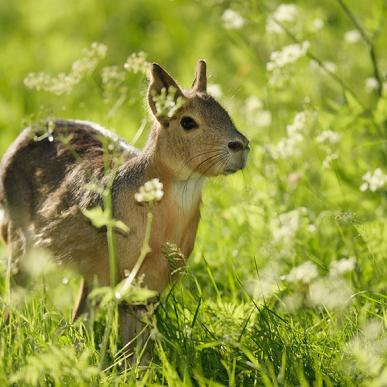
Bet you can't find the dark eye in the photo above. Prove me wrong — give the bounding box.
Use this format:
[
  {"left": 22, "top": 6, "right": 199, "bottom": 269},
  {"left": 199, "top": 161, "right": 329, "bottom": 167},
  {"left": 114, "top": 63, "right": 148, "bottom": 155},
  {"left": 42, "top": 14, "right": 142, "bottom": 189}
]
[{"left": 180, "top": 116, "right": 199, "bottom": 130}]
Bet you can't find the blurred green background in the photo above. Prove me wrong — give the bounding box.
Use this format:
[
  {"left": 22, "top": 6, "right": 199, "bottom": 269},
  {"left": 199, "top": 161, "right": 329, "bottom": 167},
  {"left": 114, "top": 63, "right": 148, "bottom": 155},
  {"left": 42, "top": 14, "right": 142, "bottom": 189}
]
[{"left": 0, "top": 0, "right": 386, "bottom": 385}]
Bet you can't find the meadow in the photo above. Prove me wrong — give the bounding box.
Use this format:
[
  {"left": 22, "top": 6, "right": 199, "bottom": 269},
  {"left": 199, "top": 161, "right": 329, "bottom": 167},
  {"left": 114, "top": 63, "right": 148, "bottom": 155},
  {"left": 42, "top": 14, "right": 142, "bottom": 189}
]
[{"left": 0, "top": 0, "right": 386, "bottom": 385}]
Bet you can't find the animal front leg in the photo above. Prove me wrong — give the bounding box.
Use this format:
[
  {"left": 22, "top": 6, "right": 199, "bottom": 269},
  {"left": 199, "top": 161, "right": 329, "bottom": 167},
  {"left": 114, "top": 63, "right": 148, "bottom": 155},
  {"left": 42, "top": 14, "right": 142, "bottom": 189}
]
[
  {"left": 118, "top": 303, "right": 154, "bottom": 367},
  {"left": 71, "top": 277, "right": 89, "bottom": 322}
]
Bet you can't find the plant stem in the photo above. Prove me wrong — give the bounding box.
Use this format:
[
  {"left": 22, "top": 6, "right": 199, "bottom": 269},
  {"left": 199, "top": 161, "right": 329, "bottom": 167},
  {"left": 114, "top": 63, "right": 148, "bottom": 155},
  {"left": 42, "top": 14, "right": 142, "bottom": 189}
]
[
  {"left": 105, "top": 188, "right": 117, "bottom": 287},
  {"left": 270, "top": 15, "right": 366, "bottom": 110},
  {"left": 99, "top": 302, "right": 115, "bottom": 370},
  {"left": 119, "top": 207, "right": 153, "bottom": 294},
  {"left": 336, "top": 0, "right": 383, "bottom": 98}
]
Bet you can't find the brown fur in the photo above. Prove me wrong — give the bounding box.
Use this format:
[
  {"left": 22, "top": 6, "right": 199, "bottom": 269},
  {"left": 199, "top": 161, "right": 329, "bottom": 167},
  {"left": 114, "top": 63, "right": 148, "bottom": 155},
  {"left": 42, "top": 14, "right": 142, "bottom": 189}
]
[{"left": 0, "top": 60, "right": 249, "bottom": 353}]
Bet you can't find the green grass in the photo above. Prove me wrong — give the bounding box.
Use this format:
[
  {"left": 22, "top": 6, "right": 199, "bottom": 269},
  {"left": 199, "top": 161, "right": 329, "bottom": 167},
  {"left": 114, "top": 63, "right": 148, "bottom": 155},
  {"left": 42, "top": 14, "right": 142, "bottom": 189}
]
[{"left": 0, "top": 0, "right": 386, "bottom": 385}]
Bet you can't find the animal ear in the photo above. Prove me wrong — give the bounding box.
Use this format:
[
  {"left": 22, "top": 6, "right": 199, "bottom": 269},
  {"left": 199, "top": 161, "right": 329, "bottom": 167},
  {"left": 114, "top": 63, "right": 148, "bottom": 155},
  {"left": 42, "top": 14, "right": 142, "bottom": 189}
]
[
  {"left": 192, "top": 59, "right": 207, "bottom": 93},
  {"left": 147, "top": 63, "right": 184, "bottom": 120}
]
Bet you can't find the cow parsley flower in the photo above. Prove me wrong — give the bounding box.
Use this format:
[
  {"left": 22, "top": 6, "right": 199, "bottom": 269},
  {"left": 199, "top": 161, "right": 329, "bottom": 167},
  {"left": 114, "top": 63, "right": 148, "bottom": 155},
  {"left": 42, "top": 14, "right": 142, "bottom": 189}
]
[
  {"left": 270, "top": 208, "right": 308, "bottom": 245},
  {"left": 312, "top": 18, "right": 324, "bottom": 31},
  {"left": 316, "top": 130, "right": 341, "bottom": 145},
  {"left": 365, "top": 77, "right": 379, "bottom": 92},
  {"left": 344, "top": 30, "right": 361, "bottom": 44},
  {"left": 270, "top": 111, "right": 309, "bottom": 159},
  {"left": 323, "top": 61, "right": 337, "bottom": 73},
  {"left": 24, "top": 42, "right": 107, "bottom": 95},
  {"left": 135, "top": 178, "right": 164, "bottom": 203},
  {"left": 309, "top": 278, "right": 352, "bottom": 309},
  {"left": 329, "top": 257, "right": 356, "bottom": 277},
  {"left": 360, "top": 168, "right": 387, "bottom": 192},
  {"left": 267, "top": 41, "right": 310, "bottom": 71},
  {"left": 322, "top": 152, "right": 338, "bottom": 169},
  {"left": 286, "top": 261, "right": 319, "bottom": 284},
  {"left": 266, "top": 4, "right": 297, "bottom": 34},
  {"left": 124, "top": 51, "right": 151, "bottom": 74},
  {"left": 221, "top": 9, "right": 245, "bottom": 29},
  {"left": 244, "top": 96, "right": 272, "bottom": 127}
]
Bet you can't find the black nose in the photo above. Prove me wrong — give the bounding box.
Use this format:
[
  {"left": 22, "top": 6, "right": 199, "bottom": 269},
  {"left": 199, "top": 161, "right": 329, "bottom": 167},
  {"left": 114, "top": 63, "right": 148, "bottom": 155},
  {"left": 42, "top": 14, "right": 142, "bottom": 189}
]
[{"left": 228, "top": 140, "right": 245, "bottom": 152}]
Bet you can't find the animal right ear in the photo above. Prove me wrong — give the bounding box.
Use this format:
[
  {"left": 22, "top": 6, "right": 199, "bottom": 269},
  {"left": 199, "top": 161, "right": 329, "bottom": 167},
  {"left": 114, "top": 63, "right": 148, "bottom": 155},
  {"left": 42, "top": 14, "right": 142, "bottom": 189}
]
[{"left": 147, "top": 63, "right": 184, "bottom": 121}]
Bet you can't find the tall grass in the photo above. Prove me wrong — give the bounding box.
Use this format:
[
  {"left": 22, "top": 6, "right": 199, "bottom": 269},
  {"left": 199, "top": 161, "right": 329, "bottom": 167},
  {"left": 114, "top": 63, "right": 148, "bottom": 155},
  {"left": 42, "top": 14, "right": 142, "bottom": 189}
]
[{"left": 0, "top": 0, "right": 386, "bottom": 385}]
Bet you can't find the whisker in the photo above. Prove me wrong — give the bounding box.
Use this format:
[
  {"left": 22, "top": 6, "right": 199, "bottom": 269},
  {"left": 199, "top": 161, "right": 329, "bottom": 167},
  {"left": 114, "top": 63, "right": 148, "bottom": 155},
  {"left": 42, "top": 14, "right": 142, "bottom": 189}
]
[{"left": 200, "top": 152, "right": 229, "bottom": 176}]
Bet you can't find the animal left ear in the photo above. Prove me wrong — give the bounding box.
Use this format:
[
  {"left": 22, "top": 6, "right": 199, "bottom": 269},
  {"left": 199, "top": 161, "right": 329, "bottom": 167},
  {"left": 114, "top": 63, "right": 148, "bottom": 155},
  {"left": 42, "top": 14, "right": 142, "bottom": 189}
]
[
  {"left": 192, "top": 59, "right": 207, "bottom": 93},
  {"left": 147, "top": 63, "right": 184, "bottom": 121}
]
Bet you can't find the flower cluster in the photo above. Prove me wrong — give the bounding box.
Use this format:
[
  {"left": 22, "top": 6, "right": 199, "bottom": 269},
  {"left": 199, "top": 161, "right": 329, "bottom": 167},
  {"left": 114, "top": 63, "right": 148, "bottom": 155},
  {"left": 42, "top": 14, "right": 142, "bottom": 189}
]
[
  {"left": 270, "top": 111, "right": 309, "bottom": 159},
  {"left": 360, "top": 168, "right": 387, "bottom": 192},
  {"left": 344, "top": 29, "right": 361, "bottom": 44},
  {"left": 316, "top": 130, "right": 341, "bottom": 169},
  {"left": 286, "top": 261, "right": 318, "bottom": 284},
  {"left": 316, "top": 130, "right": 341, "bottom": 145},
  {"left": 266, "top": 4, "right": 298, "bottom": 34},
  {"left": 24, "top": 42, "right": 107, "bottom": 95},
  {"left": 267, "top": 41, "right": 309, "bottom": 71},
  {"left": 365, "top": 77, "right": 379, "bottom": 92},
  {"left": 134, "top": 178, "right": 164, "bottom": 204},
  {"left": 124, "top": 51, "right": 152, "bottom": 74},
  {"left": 267, "top": 41, "right": 309, "bottom": 86},
  {"left": 282, "top": 255, "right": 356, "bottom": 310},
  {"left": 221, "top": 9, "right": 245, "bottom": 29},
  {"left": 270, "top": 207, "right": 308, "bottom": 246},
  {"left": 329, "top": 256, "right": 356, "bottom": 276},
  {"left": 151, "top": 86, "right": 184, "bottom": 118},
  {"left": 101, "top": 65, "right": 127, "bottom": 103},
  {"left": 244, "top": 96, "right": 272, "bottom": 127}
]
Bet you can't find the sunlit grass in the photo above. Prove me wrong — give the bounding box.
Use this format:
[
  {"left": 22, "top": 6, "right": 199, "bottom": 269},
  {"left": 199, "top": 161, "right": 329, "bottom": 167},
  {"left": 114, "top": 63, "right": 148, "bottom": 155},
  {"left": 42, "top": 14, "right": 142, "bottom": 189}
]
[{"left": 0, "top": 0, "right": 386, "bottom": 385}]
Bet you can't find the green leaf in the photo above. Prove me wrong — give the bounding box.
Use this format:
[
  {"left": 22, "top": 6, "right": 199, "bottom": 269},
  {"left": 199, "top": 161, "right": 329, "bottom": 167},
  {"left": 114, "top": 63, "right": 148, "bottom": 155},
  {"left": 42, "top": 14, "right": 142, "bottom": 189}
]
[{"left": 82, "top": 206, "right": 129, "bottom": 232}]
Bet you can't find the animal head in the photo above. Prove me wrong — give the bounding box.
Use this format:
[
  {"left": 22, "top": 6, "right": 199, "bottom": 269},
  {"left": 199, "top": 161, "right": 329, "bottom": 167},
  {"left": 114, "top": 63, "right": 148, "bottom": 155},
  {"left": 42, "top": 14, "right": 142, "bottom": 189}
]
[{"left": 147, "top": 60, "right": 249, "bottom": 180}]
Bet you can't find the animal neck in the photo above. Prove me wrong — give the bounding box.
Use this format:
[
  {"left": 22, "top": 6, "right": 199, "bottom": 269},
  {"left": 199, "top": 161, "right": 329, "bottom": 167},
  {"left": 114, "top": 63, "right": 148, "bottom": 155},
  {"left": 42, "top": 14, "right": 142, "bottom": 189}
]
[{"left": 143, "top": 124, "right": 205, "bottom": 213}]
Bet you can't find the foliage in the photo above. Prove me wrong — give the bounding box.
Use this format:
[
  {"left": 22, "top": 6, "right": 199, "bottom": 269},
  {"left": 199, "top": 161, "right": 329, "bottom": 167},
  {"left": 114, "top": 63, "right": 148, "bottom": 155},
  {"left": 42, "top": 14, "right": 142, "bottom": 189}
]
[{"left": 0, "top": 0, "right": 386, "bottom": 385}]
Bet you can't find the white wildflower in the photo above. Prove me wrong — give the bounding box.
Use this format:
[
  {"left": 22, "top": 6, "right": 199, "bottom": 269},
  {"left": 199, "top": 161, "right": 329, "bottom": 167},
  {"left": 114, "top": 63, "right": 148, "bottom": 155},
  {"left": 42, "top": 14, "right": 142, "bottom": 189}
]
[
  {"left": 221, "top": 9, "right": 245, "bottom": 29},
  {"left": 323, "top": 61, "right": 337, "bottom": 73},
  {"left": 274, "top": 4, "right": 298, "bottom": 22},
  {"left": 256, "top": 111, "right": 272, "bottom": 127},
  {"left": 360, "top": 168, "right": 387, "bottom": 192},
  {"left": 124, "top": 52, "right": 151, "bottom": 74},
  {"left": 246, "top": 96, "right": 263, "bottom": 112},
  {"left": 365, "top": 77, "right": 379, "bottom": 92},
  {"left": 286, "top": 261, "right": 319, "bottom": 284},
  {"left": 270, "top": 135, "right": 303, "bottom": 159},
  {"left": 344, "top": 29, "right": 361, "bottom": 44},
  {"left": 329, "top": 256, "right": 356, "bottom": 276},
  {"left": 134, "top": 178, "right": 164, "bottom": 203},
  {"left": 322, "top": 152, "right": 338, "bottom": 169},
  {"left": 316, "top": 130, "right": 341, "bottom": 145},
  {"left": 270, "top": 111, "right": 309, "bottom": 159},
  {"left": 152, "top": 86, "right": 184, "bottom": 118},
  {"left": 281, "top": 293, "right": 304, "bottom": 313},
  {"left": 362, "top": 319, "right": 383, "bottom": 341},
  {"left": 266, "top": 4, "right": 297, "bottom": 34},
  {"left": 270, "top": 208, "right": 305, "bottom": 244},
  {"left": 266, "top": 18, "right": 283, "bottom": 34},
  {"left": 24, "top": 42, "right": 107, "bottom": 95},
  {"left": 207, "top": 83, "right": 223, "bottom": 98},
  {"left": 245, "top": 263, "right": 282, "bottom": 301},
  {"left": 309, "top": 277, "right": 352, "bottom": 309},
  {"left": 267, "top": 41, "right": 310, "bottom": 71},
  {"left": 312, "top": 18, "right": 324, "bottom": 31},
  {"left": 244, "top": 96, "right": 272, "bottom": 127},
  {"left": 286, "top": 111, "right": 307, "bottom": 136}
]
